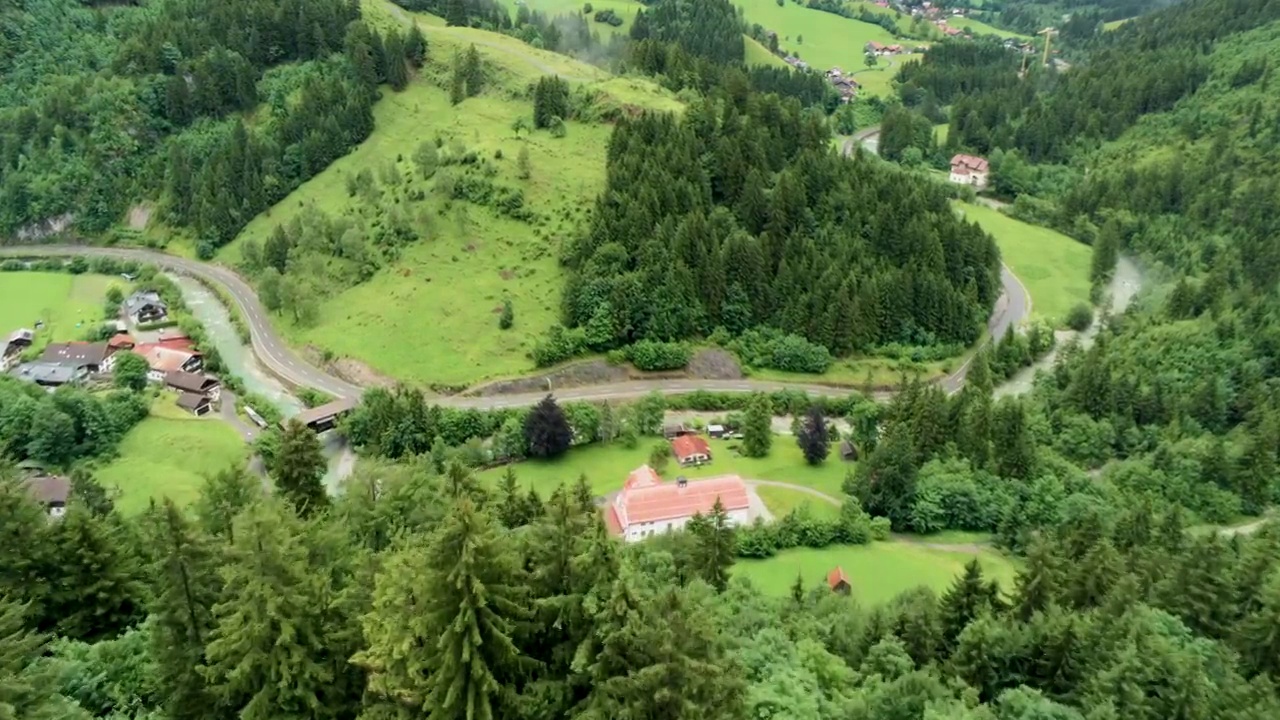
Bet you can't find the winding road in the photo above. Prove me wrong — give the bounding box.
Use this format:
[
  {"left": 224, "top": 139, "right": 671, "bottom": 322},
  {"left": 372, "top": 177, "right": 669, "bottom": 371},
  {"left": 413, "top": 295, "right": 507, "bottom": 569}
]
[{"left": 0, "top": 244, "right": 1030, "bottom": 406}]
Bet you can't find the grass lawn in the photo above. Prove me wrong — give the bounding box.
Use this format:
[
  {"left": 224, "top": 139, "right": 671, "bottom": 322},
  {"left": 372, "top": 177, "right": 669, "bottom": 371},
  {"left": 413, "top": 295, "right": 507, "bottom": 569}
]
[
  {"left": 744, "top": 35, "right": 787, "bottom": 68},
  {"left": 219, "top": 0, "right": 680, "bottom": 388},
  {"left": 756, "top": 484, "right": 840, "bottom": 520},
  {"left": 736, "top": 541, "right": 1019, "bottom": 603},
  {"left": 734, "top": 0, "right": 899, "bottom": 89},
  {"left": 749, "top": 354, "right": 953, "bottom": 389},
  {"left": 478, "top": 436, "right": 853, "bottom": 499},
  {"left": 933, "top": 122, "right": 949, "bottom": 145},
  {"left": 0, "top": 273, "right": 121, "bottom": 351},
  {"left": 955, "top": 202, "right": 1092, "bottom": 326},
  {"left": 96, "top": 399, "right": 247, "bottom": 515},
  {"left": 949, "top": 16, "right": 1029, "bottom": 40}
]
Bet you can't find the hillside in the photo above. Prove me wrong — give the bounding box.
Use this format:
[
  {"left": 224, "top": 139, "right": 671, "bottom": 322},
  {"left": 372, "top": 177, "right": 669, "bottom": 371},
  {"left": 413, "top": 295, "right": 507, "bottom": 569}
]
[{"left": 218, "top": 0, "right": 682, "bottom": 388}]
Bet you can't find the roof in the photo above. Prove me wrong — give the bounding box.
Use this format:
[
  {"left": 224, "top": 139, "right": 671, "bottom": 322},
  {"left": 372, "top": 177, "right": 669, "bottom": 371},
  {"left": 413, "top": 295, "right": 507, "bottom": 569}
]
[
  {"left": 616, "top": 472, "right": 750, "bottom": 526},
  {"left": 623, "top": 465, "right": 662, "bottom": 491},
  {"left": 7, "top": 329, "right": 33, "bottom": 344},
  {"left": 39, "top": 342, "right": 108, "bottom": 368},
  {"left": 24, "top": 475, "right": 70, "bottom": 505},
  {"left": 134, "top": 344, "right": 200, "bottom": 373},
  {"left": 951, "top": 154, "right": 989, "bottom": 172},
  {"left": 827, "top": 566, "right": 850, "bottom": 589},
  {"left": 154, "top": 332, "right": 195, "bottom": 350},
  {"left": 107, "top": 334, "right": 135, "bottom": 349},
  {"left": 13, "top": 363, "right": 80, "bottom": 385},
  {"left": 867, "top": 41, "right": 885, "bottom": 50},
  {"left": 125, "top": 291, "right": 167, "bottom": 314},
  {"left": 292, "top": 397, "right": 359, "bottom": 426},
  {"left": 176, "top": 392, "right": 210, "bottom": 411},
  {"left": 670, "top": 435, "right": 711, "bottom": 461},
  {"left": 165, "top": 371, "right": 218, "bottom": 393}
]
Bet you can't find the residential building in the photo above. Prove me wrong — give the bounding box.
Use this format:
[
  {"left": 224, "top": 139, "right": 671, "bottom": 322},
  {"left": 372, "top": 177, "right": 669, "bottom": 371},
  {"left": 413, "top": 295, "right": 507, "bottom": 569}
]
[
  {"left": 12, "top": 362, "right": 86, "bottom": 387},
  {"left": 107, "top": 334, "right": 135, "bottom": 353},
  {"left": 165, "top": 371, "right": 221, "bottom": 402},
  {"left": 827, "top": 566, "right": 852, "bottom": 594},
  {"left": 24, "top": 474, "right": 70, "bottom": 518},
  {"left": 949, "top": 154, "right": 990, "bottom": 189},
  {"left": 38, "top": 341, "right": 114, "bottom": 373},
  {"left": 866, "top": 41, "right": 886, "bottom": 55},
  {"left": 124, "top": 291, "right": 168, "bottom": 325},
  {"left": 134, "top": 342, "right": 202, "bottom": 382},
  {"left": 176, "top": 392, "right": 213, "bottom": 416},
  {"left": 1, "top": 329, "right": 33, "bottom": 371},
  {"left": 671, "top": 434, "right": 712, "bottom": 466},
  {"left": 607, "top": 466, "right": 751, "bottom": 542}
]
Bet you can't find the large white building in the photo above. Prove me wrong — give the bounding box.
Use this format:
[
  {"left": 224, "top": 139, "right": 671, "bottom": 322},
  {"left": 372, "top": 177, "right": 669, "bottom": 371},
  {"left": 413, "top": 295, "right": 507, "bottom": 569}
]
[
  {"left": 949, "top": 154, "right": 990, "bottom": 190},
  {"left": 607, "top": 466, "right": 752, "bottom": 542}
]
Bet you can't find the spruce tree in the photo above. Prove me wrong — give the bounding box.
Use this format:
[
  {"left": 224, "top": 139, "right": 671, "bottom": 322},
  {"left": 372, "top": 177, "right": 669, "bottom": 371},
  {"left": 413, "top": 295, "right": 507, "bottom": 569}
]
[
  {"left": 0, "top": 474, "right": 54, "bottom": 615},
  {"left": 445, "top": 0, "right": 468, "bottom": 27},
  {"left": 795, "top": 404, "right": 830, "bottom": 465},
  {"left": 991, "top": 398, "right": 1035, "bottom": 480},
  {"left": 194, "top": 466, "right": 260, "bottom": 543},
  {"left": 46, "top": 507, "right": 144, "bottom": 642},
  {"left": 524, "top": 395, "right": 573, "bottom": 459},
  {"left": 383, "top": 30, "right": 408, "bottom": 91},
  {"left": 0, "top": 597, "right": 61, "bottom": 719},
  {"left": 1090, "top": 219, "right": 1121, "bottom": 287},
  {"left": 405, "top": 23, "right": 427, "bottom": 67},
  {"left": 146, "top": 499, "right": 221, "bottom": 720},
  {"left": 742, "top": 392, "right": 773, "bottom": 458},
  {"left": 854, "top": 424, "right": 918, "bottom": 529},
  {"left": 688, "top": 499, "right": 736, "bottom": 591},
  {"left": 268, "top": 420, "right": 328, "bottom": 517},
  {"left": 938, "top": 558, "right": 1000, "bottom": 652},
  {"left": 1011, "top": 535, "right": 1061, "bottom": 622},
  {"left": 463, "top": 45, "right": 484, "bottom": 96},
  {"left": 1234, "top": 568, "right": 1280, "bottom": 678},
  {"left": 202, "top": 501, "right": 332, "bottom": 720},
  {"left": 497, "top": 466, "right": 528, "bottom": 528}
]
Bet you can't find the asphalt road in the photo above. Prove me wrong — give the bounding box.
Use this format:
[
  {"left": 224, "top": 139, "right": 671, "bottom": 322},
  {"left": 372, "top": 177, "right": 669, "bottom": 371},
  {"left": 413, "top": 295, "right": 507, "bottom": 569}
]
[{"left": 1, "top": 235, "right": 1029, "bottom": 405}]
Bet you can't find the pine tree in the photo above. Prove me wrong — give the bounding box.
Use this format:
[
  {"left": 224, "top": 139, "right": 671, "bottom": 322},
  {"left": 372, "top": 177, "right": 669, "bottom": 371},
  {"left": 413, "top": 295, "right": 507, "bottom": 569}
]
[
  {"left": 358, "top": 497, "right": 529, "bottom": 720},
  {"left": 449, "top": 61, "right": 466, "bottom": 105},
  {"left": 854, "top": 424, "right": 918, "bottom": 529},
  {"left": 463, "top": 45, "right": 484, "bottom": 97},
  {"left": 1090, "top": 219, "right": 1121, "bottom": 287},
  {"left": 991, "top": 397, "right": 1035, "bottom": 480},
  {"left": 938, "top": 558, "right": 1000, "bottom": 651},
  {"left": 1235, "top": 568, "right": 1280, "bottom": 678},
  {"left": 688, "top": 499, "right": 736, "bottom": 591},
  {"left": 524, "top": 395, "right": 573, "bottom": 459},
  {"left": 146, "top": 499, "right": 221, "bottom": 720},
  {"left": 445, "top": 0, "right": 468, "bottom": 27},
  {"left": 405, "top": 23, "right": 427, "bottom": 67},
  {"left": 742, "top": 392, "right": 773, "bottom": 458},
  {"left": 796, "top": 404, "right": 830, "bottom": 465},
  {"left": 194, "top": 466, "right": 260, "bottom": 543},
  {"left": 202, "top": 501, "right": 332, "bottom": 719},
  {"left": 497, "top": 466, "right": 528, "bottom": 528},
  {"left": 269, "top": 420, "right": 329, "bottom": 517},
  {"left": 383, "top": 30, "right": 408, "bottom": 91},
  {"left": 46, "top": 507, "right": 144, "bottom": 642},
  {"left": 0, "top": 475, "right": 53, "bottom": 616},
  {"left": 0, "top": 597, "right": 61, "bottom": 719},
  {"left": 1011, "top": 535, "right": 1060, "bottom": 622}
]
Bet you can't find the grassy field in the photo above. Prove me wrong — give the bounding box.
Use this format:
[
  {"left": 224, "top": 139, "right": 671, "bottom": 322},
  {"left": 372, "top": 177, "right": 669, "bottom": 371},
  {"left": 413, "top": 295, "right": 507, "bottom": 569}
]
[
  {"left": 735, "top": 0, "right": 898, "bottom": 82},
  {"left": 949, "top": 15, "right": 1029, "bottom": 40},
  {"left": 497, "top": 0, "right": 640, "bottom": 36},
  {"left": 0, "top": 273, "right": 120, "bottom": 351},
  {"left": 1103, "top": 18, "right": 1133, "bottom": 31},
  {"left": 749, "top": 354, "right": 953, "bottom": 389},
  {"left": 756, "top": 484, "right": 841, "bottom": 520},
  {"left": 955, "top": 202, "right": 1092, "bottom": 326},
  {"left": 219, "top": 1, "right": 680, "bottom": 387},
  {"left": 96, "top": 397, "right": 247, "bottom": 515},
  {"left": 478, "top": 436, "right": 853, "bottom": 499},
  {"left": 933, "top": 122, "right": 949, "bottom": 145},
  {"left": 744, "top": 35, "right": 787, "bottom": 68},
  {"left": 737, "top": 541, "right": 1019, "bottom": 602}
]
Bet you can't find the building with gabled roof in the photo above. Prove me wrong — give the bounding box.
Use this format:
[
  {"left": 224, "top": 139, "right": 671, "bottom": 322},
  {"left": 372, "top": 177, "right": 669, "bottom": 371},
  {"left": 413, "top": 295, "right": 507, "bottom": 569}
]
[
  {"left": 608, "top": 466, "right": 752, "bottom": 542},
  {"left": 670, "top": 434, "right": 712, "bottom": 466},
  {"left": 827, "top": 566, "right": 852, "bottom": 594},
  {"left": 949, "top": 153, "right": 990, "bottom": 189}
]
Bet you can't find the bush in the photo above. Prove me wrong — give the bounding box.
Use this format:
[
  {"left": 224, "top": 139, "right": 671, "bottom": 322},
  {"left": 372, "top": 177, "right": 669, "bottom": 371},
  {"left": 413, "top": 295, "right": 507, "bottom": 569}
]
[
  {"left": 593, "top": 8, "right": 623, "bottom": 25},
  {"left": 728, "top": 327, "right": 832, "bottom": 374},
  {"left": 531, "top": 324, "right": 589, "bottom": 367},
  {"left": 624, "top": 340, "right": 691, "bottom": 371},
  {"left": 1065, "top": 303, "right": 1094, "bottom": 331},
  {"left": 297, "top": 387, "right": 335, "bottom": 409},
  {"left": 583, "top": 2, "right": 592, "bottom": 12}
]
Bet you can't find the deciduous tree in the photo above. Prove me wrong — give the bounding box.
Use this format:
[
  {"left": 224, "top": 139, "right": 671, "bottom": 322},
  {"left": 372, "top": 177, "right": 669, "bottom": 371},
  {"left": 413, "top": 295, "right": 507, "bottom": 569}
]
[{"left": 524, "top": 395, "right": 573, "bottom": 459}]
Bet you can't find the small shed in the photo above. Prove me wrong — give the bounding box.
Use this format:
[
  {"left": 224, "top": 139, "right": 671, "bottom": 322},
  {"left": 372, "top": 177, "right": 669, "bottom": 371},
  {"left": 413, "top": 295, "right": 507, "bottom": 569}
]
[
  {"left": 177, "top": 391, "right": 212, "bottom": 416},
  {"left": 663, "top": 423, "right": 693, "bottom": 440},
  {"left": 827, "top": 566, "right": 852, "bottom": 594},
  {"left": 707, "top": 424, "right": 726, "bottom": 439},
  {"left": 840, "top": 440, "right": 859, "bottom": 461}
]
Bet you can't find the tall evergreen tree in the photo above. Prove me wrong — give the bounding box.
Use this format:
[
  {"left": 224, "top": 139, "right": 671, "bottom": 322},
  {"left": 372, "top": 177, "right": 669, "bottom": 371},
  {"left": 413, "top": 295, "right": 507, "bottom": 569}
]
[
  {"left": 742, "top": 392, "right": 773, "bottom": 458},
  {"left": 796, "top": 404, "right": 830, "bottom": 465},
  {"left": 852, "top": 424, "right": 918, "bottom": 529},
  {"left": 405, "top": 23, "right": 427, "bottom": 67},
  {"left": 938, "top": 559, "right": 1001, "bottom": 652},
  {"left": 687, "top": 499, "right": 736, "bottom": 592},
  {"left": 194, "top": 467, "right": 260, "bottom": 543},
  {"left": 46, "top": 507, "right": 144, "bottom": 642},
  {"left": 0, "top": 597, "right": 63, "bottom": 720},
  {"left": 268, "top": 420, "right": 328, "bottom": 517},
  {"left": 383, "top": 30, "right": 408, "bottom": 91}
]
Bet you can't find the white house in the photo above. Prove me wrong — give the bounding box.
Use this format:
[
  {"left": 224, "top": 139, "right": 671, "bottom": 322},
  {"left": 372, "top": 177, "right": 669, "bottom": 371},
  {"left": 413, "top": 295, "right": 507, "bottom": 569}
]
[
  {"left": 607, "top": 466, "right": 752, "bottom": 542},
  {"left": 949, "top": 154, "right": 990, "bottom": 190}
]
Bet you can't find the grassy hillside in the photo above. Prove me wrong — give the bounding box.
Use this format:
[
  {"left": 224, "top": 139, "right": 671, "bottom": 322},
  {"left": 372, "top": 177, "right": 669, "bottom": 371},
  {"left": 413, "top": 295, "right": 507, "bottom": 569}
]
[
  {"left": 497, "top": 0, "right": 641, "bottom": 35},
  {"left": 734, "top": 0, "right": 898, "bottom": 76},
  {"left": 221, "top": 0, "right": 681, "bottom": 387},
  {"left": 744, "top": 35, "right": 788, "bottom": 68},
  {"left": 0, "top": 273, "right": 120, "bottom": 351},
  {"left": 949, "top": 15, "right": 1030, "bottom": 39}
]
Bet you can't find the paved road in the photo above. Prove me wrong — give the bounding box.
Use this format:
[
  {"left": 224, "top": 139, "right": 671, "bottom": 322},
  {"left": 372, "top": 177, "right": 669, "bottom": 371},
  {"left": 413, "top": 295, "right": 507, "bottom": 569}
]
[{"left": 1, "top": 233, "right": 1028, "bottom": 405}]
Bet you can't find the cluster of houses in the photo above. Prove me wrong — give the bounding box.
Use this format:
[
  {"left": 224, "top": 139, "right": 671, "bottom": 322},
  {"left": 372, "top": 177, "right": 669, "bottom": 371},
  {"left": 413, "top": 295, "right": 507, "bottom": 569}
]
[
  {"left": 864, "top": 41, "right": 911, "bottom": 56},
  {"left": 824, "top": 67, "right": 860, "bottom": 103},
  {"left": 4, "top": 290, "right": 222, "bottom": 416},
  {"left": 948, "top": 153, "right": 990, "bottom": 190}
]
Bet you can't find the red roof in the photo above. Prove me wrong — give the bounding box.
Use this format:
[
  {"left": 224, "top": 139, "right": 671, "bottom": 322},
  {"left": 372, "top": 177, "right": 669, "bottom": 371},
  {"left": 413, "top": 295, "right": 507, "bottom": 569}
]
[
  {"left": 670, "top": 435, "right": 711, "bottom": 462},
  {"left": 107, "top": 334, "right": 135, "bottom": 349},
  {"left": 951, "top": 154, "right": 989, "bottom": 172},
  {"left": 614, "top": 471, "right": 749, "bottom": 527},
  {"left": 867, "top": 41, "right": 885, "bottom": 50},
  {"left": 623, "top": 465, "right": 661, "bottom": 491},
  {"left": 155, "top": 332, "right": 195, "bottom": 351},
  {"left": 605, "top": 505, "right": 624, "bottom": 535},
  {"left": 134, "top": 343, "right": 200, "bottom": 373},
  {"left": 827, "top": 566, "right": 850, "bottom": 589}
]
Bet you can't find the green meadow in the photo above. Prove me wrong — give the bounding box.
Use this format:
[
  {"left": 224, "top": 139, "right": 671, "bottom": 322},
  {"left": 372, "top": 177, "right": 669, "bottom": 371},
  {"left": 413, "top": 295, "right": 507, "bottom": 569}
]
[
  {"left": 734, "top": 0, "right": 898, "bottom": 78},
  {"left": 948, "top": 15, "right": 1029, "bottom": 40},
  {"left": 0, "top": 272, "right": 120, "bottom": 350},
  {"left": 955, "top": 202, "right": 1093, "bottom": 326},
  {"left": 736, "top": 541, "right": 1019, "bottom": 603}
]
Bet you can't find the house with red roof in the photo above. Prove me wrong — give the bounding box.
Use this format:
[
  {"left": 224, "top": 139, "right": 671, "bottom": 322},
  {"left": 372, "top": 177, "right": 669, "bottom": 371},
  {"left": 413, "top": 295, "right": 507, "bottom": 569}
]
[
  {"left": 608, "top": 466, "right": 752, "bottom": 542},
  {"left": 949, "top": 154, "right": 990, "bottom": 190},
  {"left": 670, "top": 434, "right": 712, "bottom": 467},
  {"left": 827, "top": 567, "right": 852, "bottom": 594},
  {"left": 133, "top": 342, "right": 202, "bottom": 382}
]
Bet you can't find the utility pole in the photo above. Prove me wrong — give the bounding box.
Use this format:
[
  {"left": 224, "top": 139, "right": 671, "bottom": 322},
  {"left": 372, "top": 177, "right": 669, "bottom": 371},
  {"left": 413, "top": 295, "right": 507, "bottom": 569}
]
[{"left": 1039, "top": 27, "right": 1057, "bottom": 67}]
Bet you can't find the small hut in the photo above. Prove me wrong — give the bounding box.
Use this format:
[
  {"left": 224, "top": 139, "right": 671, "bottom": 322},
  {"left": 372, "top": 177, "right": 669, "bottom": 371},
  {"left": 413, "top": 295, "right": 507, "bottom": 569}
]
[{"left": 827, "top": 566, "right": 852, "bottom": 594}]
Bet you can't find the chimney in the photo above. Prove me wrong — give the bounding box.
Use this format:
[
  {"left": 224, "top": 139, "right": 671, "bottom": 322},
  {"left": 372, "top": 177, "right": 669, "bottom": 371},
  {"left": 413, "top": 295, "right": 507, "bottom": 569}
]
[{"left": 677, "top": 476, "right": 688, "bottom": 489}]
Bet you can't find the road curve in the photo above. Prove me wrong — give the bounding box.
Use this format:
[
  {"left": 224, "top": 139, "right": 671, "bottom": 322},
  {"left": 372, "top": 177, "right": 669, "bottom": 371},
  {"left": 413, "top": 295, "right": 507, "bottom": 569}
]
[{"left": 0, "top": 241, "right": 1028, "bottom": 406}]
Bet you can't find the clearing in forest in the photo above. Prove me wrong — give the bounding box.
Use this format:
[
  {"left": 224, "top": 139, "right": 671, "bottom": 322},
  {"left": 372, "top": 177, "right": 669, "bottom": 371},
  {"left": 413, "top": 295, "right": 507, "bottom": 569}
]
[
  {"left": 737, "top": 541, "right": 1019, "bottom": 603},
  {"left": 94, "top": 397, "right": 247, "bottom": 515},
  {"left": 734, "top": 0, "right": 900, "bottom": 79},
  {"left": 955, "top": 202, "right": 1092, "bottom": 326},
  {"left": 0, "top": 272, "right": 119, "bottom": 350}
]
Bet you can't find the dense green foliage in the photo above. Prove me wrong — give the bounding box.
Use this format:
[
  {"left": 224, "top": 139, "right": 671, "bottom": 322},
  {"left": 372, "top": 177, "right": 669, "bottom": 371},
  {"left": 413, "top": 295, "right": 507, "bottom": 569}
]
[{"left": 562, "top": 97, "right": 1000, "bottom": 357}]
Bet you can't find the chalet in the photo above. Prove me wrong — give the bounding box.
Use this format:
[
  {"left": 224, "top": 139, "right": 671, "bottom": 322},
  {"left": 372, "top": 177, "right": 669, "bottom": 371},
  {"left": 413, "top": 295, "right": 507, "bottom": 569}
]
[
  {"left": 949, "top": 154, "right": 990, "bottom": 189},
  {"left": 176, "top": 391, "right": 212, "bottom": 416},
  {"left": 38, "top": 341, "right": 114, "bottom": 373},
  {"left": 606, "top": 466, "right": 751, "bottom": 542},
  {"left": 0, "top": 329, "right": 33, "bottom": 371},
  {"left": 886, "top": 44, "right": 904, "bottom": 54},
  {"left": 24, "top": 474, "right": 70, "bottom": 518},
  {"left": 124, "top": 291, "right": 168, "bottom": 325},
  {"left": 827, "top": 566, "right": 852, "bottom": 594},
  {"left": 134, "top": 342, "right": 202, "bottom": 382},
  {"left": 833, "top": 76, "right": 859, "bottom": 102},
  {"left": 865, "top": 41, "right": 886, "bottom": 55},
  {"left": 107, "top": 334, "right": 135, "bottom": 352},
  {"left": 671, "top": 434, "right": 712, "bottom": 467},
  {"left": 165, "top": 371, "right": 221, "bottom": 402},
  {"left": 13, "top": 362, "right": 85, "bottom": 388}
]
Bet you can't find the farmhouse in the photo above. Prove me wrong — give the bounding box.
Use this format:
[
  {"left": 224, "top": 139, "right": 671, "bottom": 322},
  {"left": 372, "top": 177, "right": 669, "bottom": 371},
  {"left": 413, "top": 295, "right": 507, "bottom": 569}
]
[
  {"left": 38, "top": 341, "right": 115, "bottom": 373},
  {"left": 134, "top": 342, "right": 202, "bottom": 382},
  {"left": 176, "top": 391, "right": 213, "bottom": 416},
  {"left": 607, "top": 466, "right": 751, "bottom": 542},
  {"left": 24, "top": 473, "right": 70, "bottom": 518},
  {"left": 165, "top": 371, "right": 221, "bottom": 402},
  {"left": 949, "top": 153, "right": 990, "bottom": 189},
  {"left": 0, "top": 329, "right": 33, "bottom": 371},
  {"left": 671, "top": 434, "right": 712, "bottom": 466},
  {"left": 12, "top": 362, "right": 85, "bottom": 387},
  {"left": 865, "top": 41, "right": 886, "bottom": 55},
  {"left": 124, "top": 291, "right": 168, "bottom": 325},
  {"left": 107, "top": 333, "right": 135, "bottom": 352}
]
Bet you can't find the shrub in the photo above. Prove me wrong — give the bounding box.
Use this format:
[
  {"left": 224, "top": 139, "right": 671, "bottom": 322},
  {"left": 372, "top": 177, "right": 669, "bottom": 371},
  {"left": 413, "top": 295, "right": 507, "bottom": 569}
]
[
  {"left": 1065, "top": 302, "right": 1094, "bottom": 331},
  {"left": 624, "top": 340, "right": 691, "bottom": 371},
  {"left": 531, "top": 324, "right": 589, "bottom": 367},
  {"left": 728, "top": 327, "right": 832, "bottom": 374}
]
